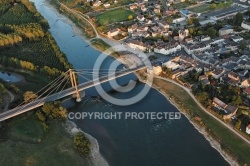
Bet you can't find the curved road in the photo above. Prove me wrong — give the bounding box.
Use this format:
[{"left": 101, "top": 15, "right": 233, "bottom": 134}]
[{"left": 155, "top": 76, "right": 250, "bottom": 145}]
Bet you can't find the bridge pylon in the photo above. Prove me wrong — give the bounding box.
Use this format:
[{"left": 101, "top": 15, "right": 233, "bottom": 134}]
[{"left": 69, "top": 69, "right": 81, "bottom": 102}]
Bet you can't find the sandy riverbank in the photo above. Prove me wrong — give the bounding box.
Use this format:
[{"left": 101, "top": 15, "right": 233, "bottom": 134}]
[{"left": 64, "top": 120, "right": 109, "bottom": 166}]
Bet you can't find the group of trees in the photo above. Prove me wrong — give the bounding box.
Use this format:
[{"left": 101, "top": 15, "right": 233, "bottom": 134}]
[
  {"left": 32, "top": 101, "right": 68, "bottom": 132},
  {"left": 210, "top": 0, "right": 233, "bottom": 10},
  {"left": 186, "top": 17, "right": 200, "bottom": 27},
  {"left": 35, "top": 101, "right": 68, "bottom": 130},
  {"left": 192, "top": 80, "right": 243, "bottom": 107},
  {"left": 73, "top": 132, "right": 90, "bottom": 157},
  {"left": 0, "top": 0, "right": 68, "bottom": 77}
]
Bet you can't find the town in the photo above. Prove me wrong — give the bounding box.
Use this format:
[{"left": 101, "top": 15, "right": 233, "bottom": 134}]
[{"left": 72, "top": 0, "right": 250, "bottom": 136}]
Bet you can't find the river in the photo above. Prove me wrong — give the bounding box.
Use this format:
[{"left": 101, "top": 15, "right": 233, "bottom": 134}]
[{"left": 31, "top": 0, "right": 230, "bottom": 165}]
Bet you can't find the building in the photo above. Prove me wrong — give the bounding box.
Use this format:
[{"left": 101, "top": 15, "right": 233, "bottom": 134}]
[
  {"left": 228, "top": 71, "right": 239, "bottom": 81},
  {"left": 223, "top": 105, "right": 238, "bottom": 120},
  {"left": 128, "top": 23, "right": 138, "bottom": 33},
  {"left": 231, "top": 36, "right": 243, "bottom": 42},
  {"left": 130, "top": 5, "right": 137, "bottom": 10},
  {"left": 241, "top": 78, "right": 250, "bottom": 88},
  {"left": 152, "top": 66, "right": 162, "bottom": 75},
  {"left": 162, "top": 60, "right": 180, "bottom": 71},
  {"left": 127, "top": 40, "right": 147, "bottom": 51},
  {"left": 107, "top": 28, "right": 120, "bottom": 38},
  {"left": 213, "top": 97, "right": 227, "bottom": 109},
  {"left": 211, "top": 69, "right": 225, "bottom": 79},
  {"left": 212, "top": 97, "right": 238, "bottom": 120},
  {"left": 219, "top": 26, "right": 233, "bottom": 36},
  {"left": 243, "top": 87, "right": 250, "bottom": 98},
  {"left": 246, "top": 124, "right": 250, "bottom": 134},
  {"left": 241, "top": 21, "right": 250, "bottom": 30},
  {"left": 93, "top": 0, "right": 102, "bottom": 7},
  {"left": 154, "top": 42, "right": 181, "bottom": 55},
  {"left": 158, "top": 21, "right": 170, "bottom": 29},
  {"left": 103, "top": 3, "right": 110, "bottom": 8},
  {"left": 137, "top": 15, "right": 145, "bottom": 22}
]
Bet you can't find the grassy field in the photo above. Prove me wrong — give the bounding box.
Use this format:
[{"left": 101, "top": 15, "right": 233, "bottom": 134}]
[
  {"left": 0, "top": 116, "right": 87, "bottom": 166},
  {"left": 172, "top": 2, "right": 192, "bottom": 9},
  {"left": 189, "top": 4, "right": 210, "bottom": 13},
  {"left": 96, "top": 8, "right": 135, "bottom": 26},
  {"left": 153, "top": 78, "right": 250, "bottom": 165},
  {"left": 91, "top": 38, "right": 119, "bottom": 57}
]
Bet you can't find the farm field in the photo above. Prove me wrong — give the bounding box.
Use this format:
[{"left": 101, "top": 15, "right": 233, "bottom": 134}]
[{"left": 96, "top": 8, "right": 135, "bottom": 26}]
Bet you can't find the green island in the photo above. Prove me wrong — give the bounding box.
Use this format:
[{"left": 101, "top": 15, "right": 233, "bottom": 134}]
[{"left": 0, "top": 0, "right": 90, "bottom": 165}]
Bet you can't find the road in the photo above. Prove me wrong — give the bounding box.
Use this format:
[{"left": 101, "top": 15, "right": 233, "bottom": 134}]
[{"left": 155, "top": 76, "right": 250, "bottom": 145}]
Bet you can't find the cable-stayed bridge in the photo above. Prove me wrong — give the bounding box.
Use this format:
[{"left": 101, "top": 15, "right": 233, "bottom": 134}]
[{"left": 0, "top": 65, "right": 147, "bottom": 122}]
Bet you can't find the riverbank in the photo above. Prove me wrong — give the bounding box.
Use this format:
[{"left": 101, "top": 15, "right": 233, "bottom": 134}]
[
  {"left": 64, "top": 120, "right": 109, "bottom": 166},
  {"left": 45, "top": 0, "right": 143, "bottom": 68},
  {"left": 151, "top": 77, "right": 250, "bottom": 165},
  {"left": 150, "top": 78, "right": 238, "bottom": 166}
]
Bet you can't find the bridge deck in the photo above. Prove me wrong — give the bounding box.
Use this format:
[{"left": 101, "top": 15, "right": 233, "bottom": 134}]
[{"left": 0, "top": 66, "right": 146, "bottom": 122}]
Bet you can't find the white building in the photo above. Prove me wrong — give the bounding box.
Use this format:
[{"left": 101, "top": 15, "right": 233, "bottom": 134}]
[
  {"left": 173, "top": 17, "right": 185, "bottom": 24},
  {"left": 152, "top": 66, "right": 162, "bottom": 75},
  {"left": 246, "top": 124, "right": 250, "bottom": 134},
  {"left": 127, "top": 40, "right": 147, "bottom": 51},
  {"left": 241, "top": 78, "right": 250, "bottom": 88},
  {"left": 219, "top": 26, "right": 233, "bottom": 36},
  {"left": 162, "top": 61, "right": 180, "bottom": 71},
  {"left": 154, "top": 43, "right": 181, "bottom": 55},
  {"left": 107, "top": 28, "right": 120, "bottom": 38},
  {"left": 241, "top": 21, "right": 250, "bottom": 30}
]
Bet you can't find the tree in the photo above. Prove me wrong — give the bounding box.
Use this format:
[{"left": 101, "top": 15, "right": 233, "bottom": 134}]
[
  {"left": 207, "top": 27, "right": 217, "bottom": 38},
  {"left": 192, "top": 18, "right": 200, "bottom": 27},
  {"left": 235, "top": 12, "right": 243, "bottom": 26},
  {"left": 128, "top": 15, "right": 133, "bottom": 20},
  {"left": 166, "top": 17, "right": 173, "bottom": 23},
  {"left": 188, "top": 27, "right": 194, "bottom": 35},
  {"left": 73, "top": 132, "right": 90, "bottom": 156},
  {"left": 210, "top": 3, "right": 217, "bottom": 10},
  {"left": 23, "top": 91, "right": 38, "bottom": 103},
  {"left": 187, "top": 18, "right": 193, "bottom": 25},
  {"left": 235, "top": 119, "right": 242, "bottom": 130},
  {"left": 0, "top": 83, "right": 5, "bottom": 93},
  {"left": 232, "top": 96, "right": 242, "bottom": 106},
  {"left": 41, "top": 101, "right": 68, "bottom": 119}
]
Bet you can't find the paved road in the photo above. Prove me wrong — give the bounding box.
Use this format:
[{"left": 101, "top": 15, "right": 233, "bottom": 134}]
[{"left": 155, "top": 76, "right": 250, "bottom": 145}]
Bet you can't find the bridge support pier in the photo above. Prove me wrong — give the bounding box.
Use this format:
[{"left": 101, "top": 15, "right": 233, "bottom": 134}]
[{"left": 69, "top": 69, "right": 81, "bottom": 102}]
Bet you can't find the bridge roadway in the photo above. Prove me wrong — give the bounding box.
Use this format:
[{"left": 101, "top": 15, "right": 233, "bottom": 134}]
[{"left": 0, "top": 65, "right": 147, "bottom": 122}]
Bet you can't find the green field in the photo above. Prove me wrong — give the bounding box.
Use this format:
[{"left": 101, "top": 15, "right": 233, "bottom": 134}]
[
  {"left": 189, "top": 4, "right": 210, "bottom": 13},
  {"left": 173, "top": 2, "right": 192, "bottom": 9},
  {"left": 0, "top": 116, "right": 87, "bottom": 166},
  {"left": 96, "top": 8, "right": 135, "bottom": 26},
  {"left": 154, "top": 78, "right": 250, "bottom": 165}
]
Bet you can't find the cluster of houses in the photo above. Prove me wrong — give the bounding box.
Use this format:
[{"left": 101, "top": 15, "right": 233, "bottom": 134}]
[{"left": 104, "top": 1, "right": 250, "bottom": 133}]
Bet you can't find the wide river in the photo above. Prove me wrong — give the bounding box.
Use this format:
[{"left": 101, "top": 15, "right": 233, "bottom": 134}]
[{"left": 32, "top": 0, "right": 230, "bottom": 165}]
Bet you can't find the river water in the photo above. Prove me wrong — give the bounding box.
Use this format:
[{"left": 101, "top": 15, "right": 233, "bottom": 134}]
[{"left": 32, "top": 0, "right": 230, "bottom": 165}]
